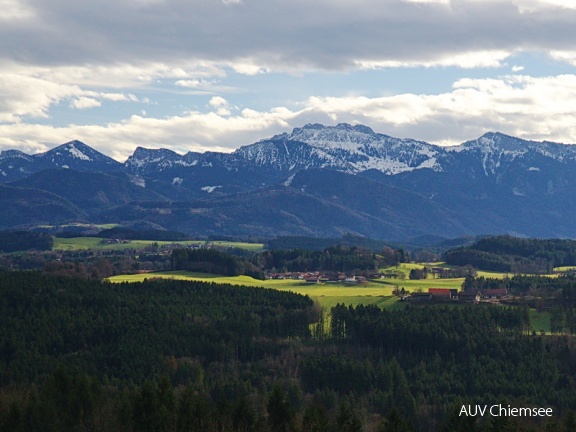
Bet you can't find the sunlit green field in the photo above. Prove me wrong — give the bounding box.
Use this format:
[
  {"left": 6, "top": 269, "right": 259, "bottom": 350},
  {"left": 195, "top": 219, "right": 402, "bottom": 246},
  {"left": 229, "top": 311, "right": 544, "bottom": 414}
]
[
  {"left": 54, "top": 237, "right": 160, "bottom": 251},
  {"left": 554, "top": 266, "right": 576, "bottom": 272},
  {"left": 107, "top": 271, "right": 401, "bottom": 309},
  {"left": 39, "top": 223, "right": 120, "bottom": 229},
  {"left": 381, "top": 263, "right": 512, "bottom": 280},
  {"left": 108, "top": 269, "right": 556, "bottom": 332},
  {"left": 374, "top": 277, "right": 464, "bottom": 292},
  {"left": 529, "top": 309, "right": 551, "bottom": 334},
  {"left": 107, "top": 263, "right": 515, "bottom": 309},
  {"left": 53, "top": 237, "right": 265, "bottom": 252}
]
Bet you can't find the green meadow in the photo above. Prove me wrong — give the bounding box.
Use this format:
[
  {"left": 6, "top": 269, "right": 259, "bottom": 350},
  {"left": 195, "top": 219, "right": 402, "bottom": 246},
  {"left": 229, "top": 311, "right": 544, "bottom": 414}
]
[
  {"left": 554, "top": 266, "right": 576, "bottom": 272},
  {"left": 107, "top": 263, "right": 552, "bottom": 330},
  {"left": 108, "top": 271, "right": 402, "bottom": 309},
  {"left": 107, "top": 263, "right": 514, "bottom": 310},
  {"left": 39, "top": 223, "right": 120, "bottom": 230},
  {"left": 529, "top": 309, "right": 552, "bottom": 334},
  {"left": 53, "top": 237, "right": 265, "bottom": 252}
]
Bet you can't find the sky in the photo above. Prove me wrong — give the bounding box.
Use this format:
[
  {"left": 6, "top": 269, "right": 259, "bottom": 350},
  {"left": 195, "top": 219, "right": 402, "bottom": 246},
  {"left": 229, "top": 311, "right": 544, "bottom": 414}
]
[{"left": 2, "top": 0, "right": 576, "bottom": 161}]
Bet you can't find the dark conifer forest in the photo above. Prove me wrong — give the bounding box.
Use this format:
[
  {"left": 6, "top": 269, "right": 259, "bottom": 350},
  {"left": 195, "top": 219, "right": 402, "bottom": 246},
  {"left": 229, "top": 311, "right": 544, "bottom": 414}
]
[
  {"left": 444, "top": 235, "right": 576, "bottom": 273},
  {"left": 1, "top": 270, "right": 576, "bottom": 431}
]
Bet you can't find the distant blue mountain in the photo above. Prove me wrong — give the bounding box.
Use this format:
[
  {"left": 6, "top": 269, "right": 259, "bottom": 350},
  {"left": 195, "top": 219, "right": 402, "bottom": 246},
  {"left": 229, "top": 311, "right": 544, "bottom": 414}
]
[{"left": 3, "top": 124, "right": 576, "bottom": 239}]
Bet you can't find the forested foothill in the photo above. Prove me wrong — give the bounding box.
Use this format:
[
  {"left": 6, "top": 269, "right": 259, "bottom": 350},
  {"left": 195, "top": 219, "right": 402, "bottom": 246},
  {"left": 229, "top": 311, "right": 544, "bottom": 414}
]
[
  {"left": 0, "top": 230, "right": 53, "bottom": 253},
  {"left": 170, "top": 248, "right": 265, "bottom": 279},
  {"left": 2, "top": 233, "right": 576, "bottom": 431},
  {"left": 1, "top": 270, "right": 576, "bottom": 431},
  {"left": 444, "top": 235, "right": 576, "bottom": 273},
  {"left": 265, "top": 234, "right": 403, "bottom": 252},
  {"left": 169, "top": 244, "right": 406, "bottom": 278},
  {"left": 254, "top": 245, "right": 406, "bottom": 273}
]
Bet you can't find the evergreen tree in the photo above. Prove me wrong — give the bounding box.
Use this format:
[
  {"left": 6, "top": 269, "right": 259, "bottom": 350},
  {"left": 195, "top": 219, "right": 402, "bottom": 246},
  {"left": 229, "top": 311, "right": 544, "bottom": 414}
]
[{"left": 267, "top": 385, "right": 296, "bottom": 432}]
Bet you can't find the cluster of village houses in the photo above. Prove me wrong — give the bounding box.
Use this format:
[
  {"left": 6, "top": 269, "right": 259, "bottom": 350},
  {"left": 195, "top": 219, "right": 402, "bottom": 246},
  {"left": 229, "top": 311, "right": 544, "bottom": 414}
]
[
  {"left": 408, "top": 287, "right": 509, "bottom": 303},
  {"left": 266, "top": 271, "right": 374, "bottom": 284},
  {"left": 265, "top": 271, "right": 510, "bottom": 304}
]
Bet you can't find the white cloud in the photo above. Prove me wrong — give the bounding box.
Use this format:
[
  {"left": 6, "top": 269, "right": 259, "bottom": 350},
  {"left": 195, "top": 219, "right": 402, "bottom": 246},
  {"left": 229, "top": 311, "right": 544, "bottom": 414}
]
[
  {"left": 303, "top": 74, "right": 576, "bottom": 145},
  {"left": 208, "top": 96, "right": 228, "bottom": 108},
  {"left": 176, "top": 79, "right": 214, "bottom": 89},
  {"left": 513, "top": 0, "right": 576, "bottom": 12},
  {"left": 355, "top": 50, "right": 511, "bottom": 69},
  {"left": 3, "top": 0, "right": 576, "bottom": 74},
  {"left": 2, "top": 0, "right": 576, "bottom": 160},
  {"left": 0, "top": 69, "right": 142, "bottom": 121},
  {"left": 549, "top": 51, "right": 576, "bottom": 66},
  {"left": 70, "top": 97, "right": 101, "bottom": 109},
  {"left": 2, "top": 73, "right": 576, "bottom": 160},
  {"left": 402, "top": 0, "right": 449, "bottom": 4},
  {"left": 0, "top": 73, "right": 81, "bottom": 122},
  {"left": 0, "top": 0, "right": 35, "bottom": 20}
]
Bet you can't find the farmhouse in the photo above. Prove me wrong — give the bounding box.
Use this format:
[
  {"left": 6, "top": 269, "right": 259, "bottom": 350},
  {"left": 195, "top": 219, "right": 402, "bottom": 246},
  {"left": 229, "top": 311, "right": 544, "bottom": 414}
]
[
  {"left": 428, "top": 288, "right": 456, "bottom": 299},
  {"left": 485, "top": 288, "right": 508, "bottom": 299},
  {"left": 459, "top": 291, "right": 480, "bottom": 303},
  {"left": 410, "top": 292, "right": 432, "bottom": 301},
  {"left": 431, "top": 267, "right": 447, "bottom": 277}
]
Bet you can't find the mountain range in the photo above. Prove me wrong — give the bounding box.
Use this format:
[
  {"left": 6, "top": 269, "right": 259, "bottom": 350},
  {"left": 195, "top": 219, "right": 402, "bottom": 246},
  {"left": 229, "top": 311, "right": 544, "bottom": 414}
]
[{"left": 2, "top": 123, "right": 576, "bottom": 240}]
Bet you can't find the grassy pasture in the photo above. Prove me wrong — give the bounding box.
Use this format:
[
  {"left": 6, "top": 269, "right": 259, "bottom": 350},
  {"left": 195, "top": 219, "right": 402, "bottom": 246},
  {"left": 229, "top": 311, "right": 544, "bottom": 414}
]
[
  {"left": 108, "top": 269, "right": 557, "bottom": 333},
  {"left": 529, "top": 309, "right": 552, "bottom": 334},
  {"left": 554, "top": 266, "right": 576, "bottom": 272},
  {"left": 53, "top": 237, "right": 265, "bottom": 252},
  {"left": 374, "top": 277, "right": 464, "bottom": 292},
  {"left": 54, "top": 237, "right": 161, "bottom": 251},
  {"left": 107, "top": 264, "right": 515, "bottom": 310},
  {"left": 108, "top": 271, "right": 400, "bottom": 310},
  {"left": 38, "top": 223, "right": 120, "bottom": 229}
]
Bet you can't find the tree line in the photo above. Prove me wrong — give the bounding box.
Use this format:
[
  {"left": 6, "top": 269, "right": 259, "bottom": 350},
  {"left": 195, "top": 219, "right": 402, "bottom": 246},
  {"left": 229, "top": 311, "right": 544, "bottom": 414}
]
[
  {"left": 0, "top": 271, "right": 315, "bottom": 385},
  {"left": 254, "top": 245, "right": 404, "bottom": 273},
  {"left": 170, "top": 248, "right": 265, "bottom": 278},
  {"left": 444, "top": 235, "right": 576, "bottom": 273},
  {"left": 328, "top": 303, "right": 576, "bottom": 428},
  {"left": 265, "top": 234, "right": 404, "bottom": 253},
  {"left": 171, "top": 244, "right": 405, "bottom": 276},
  {"left": 0, "top": 230, "right": 53, "bottom": 252},
  {"left": 3, "top": 269, "right": 576, "bottom": 430}
]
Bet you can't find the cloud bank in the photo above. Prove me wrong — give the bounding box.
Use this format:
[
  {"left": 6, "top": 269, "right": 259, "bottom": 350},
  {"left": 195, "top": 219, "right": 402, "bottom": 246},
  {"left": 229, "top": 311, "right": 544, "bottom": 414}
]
[{"left": 2, "top": 0, "right": 576, "bottom": 157}]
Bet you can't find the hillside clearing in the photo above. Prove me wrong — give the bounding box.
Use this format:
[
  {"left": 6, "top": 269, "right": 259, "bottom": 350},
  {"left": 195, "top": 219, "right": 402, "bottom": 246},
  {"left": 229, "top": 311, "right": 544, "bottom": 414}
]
[
  {"left": 108, "top": 271, "right": 400, "bottom": 309},
  {"left": 53, "top": 237, "right": 265, "bottom": 252}
]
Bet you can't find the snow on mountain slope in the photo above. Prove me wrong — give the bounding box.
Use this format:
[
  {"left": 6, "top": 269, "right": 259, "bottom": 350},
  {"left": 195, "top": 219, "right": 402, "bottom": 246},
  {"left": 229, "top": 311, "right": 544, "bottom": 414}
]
[
  {"left": 36, "top": 140, "right": 122, "bottom": 171},
  {"left": 447, "top": 132, "right": 576, "bottom": 176},
  {"left": 236, "top": 123, "right": 445, "bottom": 175}
]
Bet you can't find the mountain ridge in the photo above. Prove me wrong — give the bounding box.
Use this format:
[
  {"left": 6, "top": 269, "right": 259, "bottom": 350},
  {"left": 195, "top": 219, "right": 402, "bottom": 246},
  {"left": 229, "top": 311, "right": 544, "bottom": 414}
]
[{"left": 3, "top": 124, "right": 576, "bottom": 239}]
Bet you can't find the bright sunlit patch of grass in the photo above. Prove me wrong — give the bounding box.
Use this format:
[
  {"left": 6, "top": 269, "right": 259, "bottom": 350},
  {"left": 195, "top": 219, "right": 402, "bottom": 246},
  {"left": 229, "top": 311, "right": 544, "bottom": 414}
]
[
  {"left": 107, "top": 271, "right": 404, "bottom": 310},
  {"left": 53, "top": 237, "right": 265, "bottom": 252}
]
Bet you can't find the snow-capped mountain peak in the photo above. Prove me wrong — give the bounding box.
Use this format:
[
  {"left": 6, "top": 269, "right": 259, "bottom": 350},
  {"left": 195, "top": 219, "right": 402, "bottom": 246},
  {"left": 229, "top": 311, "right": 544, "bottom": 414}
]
[
  {"left": 247, "top": 123, "right": 445, "bottom": 175},
  {"left": 274, "top": 123, "right": 382, "bottom": 152},
  {"left": 35, "top": 140, "right": 121, "bottom": 171}
]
